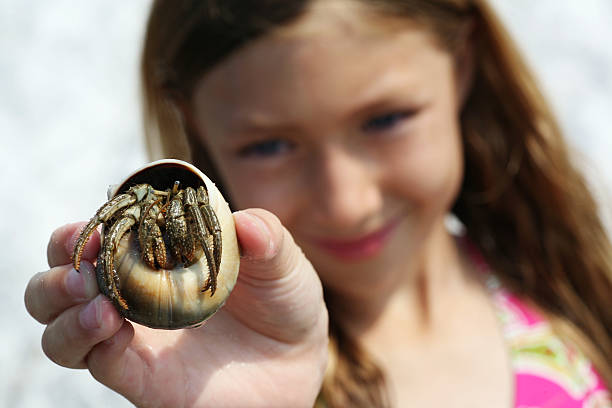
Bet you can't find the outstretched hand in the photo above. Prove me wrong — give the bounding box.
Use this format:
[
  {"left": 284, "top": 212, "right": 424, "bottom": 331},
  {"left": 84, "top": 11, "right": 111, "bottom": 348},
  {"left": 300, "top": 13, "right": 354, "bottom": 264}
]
[{"left": 25, "top": 209, "right": 328, "bottom": 407}]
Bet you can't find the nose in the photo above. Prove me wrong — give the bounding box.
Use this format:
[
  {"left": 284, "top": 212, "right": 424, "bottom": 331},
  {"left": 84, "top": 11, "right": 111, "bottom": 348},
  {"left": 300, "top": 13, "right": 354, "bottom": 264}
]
[{"left": 309, "top": 145, "right": 382, "bottom": 229}]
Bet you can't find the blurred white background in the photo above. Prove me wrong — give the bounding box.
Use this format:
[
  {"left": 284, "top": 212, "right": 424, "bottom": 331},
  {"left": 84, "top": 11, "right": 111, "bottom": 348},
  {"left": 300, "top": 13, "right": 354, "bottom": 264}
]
[{"left": 1, "top": 1, "right": 611, "bottom": 407}]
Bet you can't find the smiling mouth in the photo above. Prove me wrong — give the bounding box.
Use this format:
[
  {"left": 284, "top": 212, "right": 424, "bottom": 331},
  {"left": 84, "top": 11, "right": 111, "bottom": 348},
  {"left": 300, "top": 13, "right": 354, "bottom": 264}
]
[{"left": 312, "top": 217, "right": 402, "bottom": 261}]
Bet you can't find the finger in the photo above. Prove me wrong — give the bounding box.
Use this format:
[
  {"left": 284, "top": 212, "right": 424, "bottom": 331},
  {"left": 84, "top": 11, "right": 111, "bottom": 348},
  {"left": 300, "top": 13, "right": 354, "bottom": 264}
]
[
  {"left": 25, "top": 261, "right": 99, "bottom": 324},
  {"left": 86, "top": 322, "right": 149, "bottom": 404},
  {"left": 47, "top": 222, "right": 101, "bottom": 268},
  {"left": 41, "top": 294, "right": 123, "bottom": 369},
  {"left": 230, "top": 209, "right": 324, "bottom": 343},
  {"left": 233, "top": 208, "right": 301, "bottom": 281}
]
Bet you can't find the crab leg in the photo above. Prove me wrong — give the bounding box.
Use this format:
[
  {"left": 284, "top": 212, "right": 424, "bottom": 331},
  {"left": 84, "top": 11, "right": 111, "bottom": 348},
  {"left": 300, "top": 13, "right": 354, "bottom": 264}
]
[
  {"left": 183, "top": 187, "right": 217, "bottom": 295},
  {"left": 167, "top": 190, "right": 196, "bottom": 264},
  {"left": 197, "top": 186, "right": 222, "bottom": 269},
  {"left": 139, "top": 198, "right": 171, "bottom": 270},
  {"left": 197, "top": 186, "right": 222, "bottom": 295},
  {"left": 100, "top": 206, "right": 141, "bottom": 311},
  {"left": 73, "top": 184, "right": 153, "bottom": 271}
]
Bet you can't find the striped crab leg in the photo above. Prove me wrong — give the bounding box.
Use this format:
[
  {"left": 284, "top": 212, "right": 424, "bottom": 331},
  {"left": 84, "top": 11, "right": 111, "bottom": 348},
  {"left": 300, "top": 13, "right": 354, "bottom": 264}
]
[
  {"left": 184, "top": 187, "right": 216, "bottom": 295},
  {"left": 138, "top": 197, "right": 171, "bottom": 270},
  {"left": 193, "top": 186, "right": 222, "bottom": 295},
  {"left": 72, "top": 184, "right": 153, "bottom": 272},
  {"left": 98, "top": 206, "right": 141, "bottom": 311}
]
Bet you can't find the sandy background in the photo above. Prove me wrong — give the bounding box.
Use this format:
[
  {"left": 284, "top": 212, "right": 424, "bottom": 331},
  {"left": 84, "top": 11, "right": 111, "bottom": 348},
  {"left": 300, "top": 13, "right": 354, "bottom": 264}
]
[{"left": 1, "top": 1, "right": 611, "bottom": 406}]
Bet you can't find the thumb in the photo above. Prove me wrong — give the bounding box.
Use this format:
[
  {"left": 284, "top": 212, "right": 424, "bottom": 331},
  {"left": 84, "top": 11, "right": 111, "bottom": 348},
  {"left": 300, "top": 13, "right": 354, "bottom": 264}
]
[{"left": 228, "top": 208, "right": 327, "bottom": 344}]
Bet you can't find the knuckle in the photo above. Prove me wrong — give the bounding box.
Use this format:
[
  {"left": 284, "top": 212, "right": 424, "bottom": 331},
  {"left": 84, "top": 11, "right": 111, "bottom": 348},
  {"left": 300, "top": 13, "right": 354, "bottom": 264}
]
[
  {"left": 24, "top": 272, "right": 40, "bottom": 308},
  {"left": 42, "top": 309, "right": 88, "bottom": 368},
  {"left": 41, "top": 325, "right": 72, "bottom": 367},
  {"left": 25, "top": 272, "right": 50, "bottom": 323},
  {"left": 25, "top": 267, "right": 73, "bottom": 324},
  {"left": 47, "top": 225, "right": 70, "bottom": 267},
  {"left": 47, "top": 222, "right": 89, "bottom": 268}
]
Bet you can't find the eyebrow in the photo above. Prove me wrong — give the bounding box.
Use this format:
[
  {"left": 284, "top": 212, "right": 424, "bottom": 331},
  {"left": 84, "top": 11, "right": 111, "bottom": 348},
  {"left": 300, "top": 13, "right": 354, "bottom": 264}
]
[
  {"left": 346, "top": 69, "right": 424, "bottom": 116},
  {"left": 228, "top": 115, "right": 304, "bottom": 137}
]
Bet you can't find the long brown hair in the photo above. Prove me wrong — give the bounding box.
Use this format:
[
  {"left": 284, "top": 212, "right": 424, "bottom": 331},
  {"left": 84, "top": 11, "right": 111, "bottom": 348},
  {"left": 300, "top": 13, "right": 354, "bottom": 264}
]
[{"left": 141, "top": 0, "right": 612, "bottom": 405}]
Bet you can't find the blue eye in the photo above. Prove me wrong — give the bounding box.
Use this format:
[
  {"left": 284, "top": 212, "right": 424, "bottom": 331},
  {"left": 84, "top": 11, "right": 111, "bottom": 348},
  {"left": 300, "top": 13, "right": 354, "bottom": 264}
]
[
  {"left": 362, "top": 111, "right": 411, "bottom": 132},
  {"left": 238, "top": 139, "right": 294, "bottom": 158}
]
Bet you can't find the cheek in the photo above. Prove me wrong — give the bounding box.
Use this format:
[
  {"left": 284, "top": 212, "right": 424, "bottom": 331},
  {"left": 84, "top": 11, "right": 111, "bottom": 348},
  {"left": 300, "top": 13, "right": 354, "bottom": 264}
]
[
  {"left": 387, "top": 112, "right": 463, "bottom": 211},
  {"left": 217, "top": 164, "right": 305, "bottom": 225}
]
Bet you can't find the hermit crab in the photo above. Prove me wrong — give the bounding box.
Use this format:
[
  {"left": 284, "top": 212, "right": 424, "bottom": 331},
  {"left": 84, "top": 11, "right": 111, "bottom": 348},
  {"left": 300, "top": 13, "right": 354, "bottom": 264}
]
[{"left": 72, "top": 159, "right": 240, "bottom": 329}]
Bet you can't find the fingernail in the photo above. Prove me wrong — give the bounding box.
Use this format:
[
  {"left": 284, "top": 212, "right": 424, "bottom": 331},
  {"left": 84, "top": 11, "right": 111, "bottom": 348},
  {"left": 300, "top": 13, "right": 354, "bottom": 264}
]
[
  {"left": 65, "top": 268, "right": 86, "bottom": 300},
  {"left": 79, "top": 295, "right": 102, "bottom": 330},
  {"left": 79, "top": 261, "right": 100, "bottom": 299},
  {"left": 65, "top": 262, "right": 98, "bottom": 300},
  {"left": 237, "top": 211, "right": 273, "bottom": 258}
]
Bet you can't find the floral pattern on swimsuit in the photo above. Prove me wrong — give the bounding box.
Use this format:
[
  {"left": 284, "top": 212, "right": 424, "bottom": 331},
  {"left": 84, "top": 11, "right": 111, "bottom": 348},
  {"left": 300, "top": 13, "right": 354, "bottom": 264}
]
[
  {"left": 464, "top": 237, "right": 611, "bottom": 408},
  {"left": 490, "top": 280, "right": 610, "bottom": 408}
]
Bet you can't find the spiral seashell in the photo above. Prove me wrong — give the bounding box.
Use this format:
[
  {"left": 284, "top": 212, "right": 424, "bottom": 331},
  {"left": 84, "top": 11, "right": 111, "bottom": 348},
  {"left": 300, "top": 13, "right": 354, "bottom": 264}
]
[{"left": 82, "top": 159, "right": 239, "bottom": 329}]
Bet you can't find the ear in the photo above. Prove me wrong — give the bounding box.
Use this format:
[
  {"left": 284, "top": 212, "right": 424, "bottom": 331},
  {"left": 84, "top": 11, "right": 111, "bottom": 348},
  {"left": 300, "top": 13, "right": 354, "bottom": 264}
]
[{"left": 454, "top": 22, "right": 476, "bottom": 108}]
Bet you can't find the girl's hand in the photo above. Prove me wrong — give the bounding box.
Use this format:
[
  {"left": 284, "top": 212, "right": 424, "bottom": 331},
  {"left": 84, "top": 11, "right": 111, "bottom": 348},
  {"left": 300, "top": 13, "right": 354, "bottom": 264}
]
[{"left": 25, "top": 209, "right": 328, "bottom": 408}]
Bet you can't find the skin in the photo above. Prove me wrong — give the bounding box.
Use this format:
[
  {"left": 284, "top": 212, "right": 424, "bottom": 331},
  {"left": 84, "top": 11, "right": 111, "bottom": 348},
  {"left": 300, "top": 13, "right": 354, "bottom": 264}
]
[
  {"left": 27, "top": 212, "right": 327, "bottom": 407},
  {"left": 26, "top": 1, "right": 512, "bottom": 406},
  {"left": 193, "top": 2, "right": 467, "bottom": 314},
  {"left": 191, "top": 1, "right": 511, "bottom": 406}
]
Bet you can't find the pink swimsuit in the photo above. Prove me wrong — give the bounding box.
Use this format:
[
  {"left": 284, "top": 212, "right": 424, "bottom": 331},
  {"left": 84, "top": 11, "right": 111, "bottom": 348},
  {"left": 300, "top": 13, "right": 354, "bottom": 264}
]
[
  {"left": 492, "top": 282, "right": 610, "bottom": 407},
  {"left": 466, "top": 240, "right": 611, "bottom": 407}
]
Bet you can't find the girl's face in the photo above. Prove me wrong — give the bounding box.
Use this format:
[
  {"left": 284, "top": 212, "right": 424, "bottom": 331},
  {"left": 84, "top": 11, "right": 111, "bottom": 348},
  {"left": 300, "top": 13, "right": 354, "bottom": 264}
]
[{"left": 189, "top": 2, "right": 469, "bottom": 295}]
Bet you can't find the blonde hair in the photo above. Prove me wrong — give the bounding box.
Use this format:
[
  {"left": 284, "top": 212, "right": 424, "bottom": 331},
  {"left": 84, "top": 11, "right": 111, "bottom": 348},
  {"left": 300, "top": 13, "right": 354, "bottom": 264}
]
[{"left": 141, "top": 0, "right": 612, "bottom": 405}]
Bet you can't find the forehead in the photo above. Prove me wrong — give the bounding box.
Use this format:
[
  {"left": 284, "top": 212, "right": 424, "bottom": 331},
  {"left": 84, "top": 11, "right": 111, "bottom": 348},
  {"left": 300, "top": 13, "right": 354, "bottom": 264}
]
[
  {"left": 275, "top": 0, "right": 421, "bottom": 38},
  {"left": 192, "top": 1, "right": 445, "bottom": 127}
]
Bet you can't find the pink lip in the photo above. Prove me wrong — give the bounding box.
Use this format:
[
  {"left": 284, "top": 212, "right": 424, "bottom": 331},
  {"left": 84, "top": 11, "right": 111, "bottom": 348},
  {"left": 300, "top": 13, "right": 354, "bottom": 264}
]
[{"left": 312, "top": 218, "right": 401, "bottom": 261}]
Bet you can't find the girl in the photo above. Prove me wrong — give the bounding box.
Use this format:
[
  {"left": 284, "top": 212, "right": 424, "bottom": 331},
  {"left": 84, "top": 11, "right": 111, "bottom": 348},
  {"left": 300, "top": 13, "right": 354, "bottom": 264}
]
[{"left": 26, "top": 0, "right": 612, "bottom": 406}]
